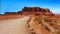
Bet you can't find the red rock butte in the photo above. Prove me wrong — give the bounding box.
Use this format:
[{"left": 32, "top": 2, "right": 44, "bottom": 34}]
[{"left": 2, "top": 7, "right": 54, "bottom": 16}]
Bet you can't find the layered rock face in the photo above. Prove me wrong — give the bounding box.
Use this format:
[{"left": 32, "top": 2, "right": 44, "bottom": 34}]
[
  {"left": 21, "top": 7, "right": 54, "bottom": 16},
  {"left": 3, "top": 7, "right": 54, "bottom": 16},
  {"left": 0, "top": 7, "right": 54, "bottom": 20}
]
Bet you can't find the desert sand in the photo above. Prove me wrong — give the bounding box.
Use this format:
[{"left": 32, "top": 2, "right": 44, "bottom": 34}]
[{"left": 0, "top": 16, "right": 30, "bottom": 34}]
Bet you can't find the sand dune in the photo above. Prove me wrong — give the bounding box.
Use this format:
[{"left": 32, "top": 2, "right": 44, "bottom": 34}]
[{"left": 0, "top": 16, "right": 30, "bottom": 34}]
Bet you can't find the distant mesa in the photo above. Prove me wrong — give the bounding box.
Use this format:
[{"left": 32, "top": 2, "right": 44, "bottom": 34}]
[
  {"left": 1, "top": 7, "right": 54, "bottom": 16},
  {"left": 22, "top": 7, "right": 50, "bottom": 12},
  {"left": 5, "top": 12, "right": 17, "bottom": 14}
]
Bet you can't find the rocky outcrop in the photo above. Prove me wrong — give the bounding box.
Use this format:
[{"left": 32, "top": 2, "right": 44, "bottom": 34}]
[
  {"left": 22, "top": 7, "right": 50, "bottom": 12},
  {"left": 21, "top": 7, "right": 54, "bottom": 16},
  {"left": 5, "top": 12, "right": 16, "bottom": 14},
  {"left": 1, "top": 7, "right": 54, "bottom": 16}
]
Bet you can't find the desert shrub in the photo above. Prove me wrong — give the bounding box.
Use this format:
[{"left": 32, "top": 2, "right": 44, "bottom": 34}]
[
  {"left": 34, "top": 17, "right": 39, "bottom": 21},
  {"left": 48, "top": 22, "right": 54, "bottom": 26},
  {"left": 44, "top": 18, "right": 52, "bottom": 22},
  {"left": 53, "top": 26, "right": 60, "bottom": 30},
  {"left": 43, "top": 25, "right": 50, "bottom": 32},
  {"left": 52, "top": 30, "right": 60, "bottom": 34},
  {"left": 34, "top": 17, "right": 42, "bottom": 24}
]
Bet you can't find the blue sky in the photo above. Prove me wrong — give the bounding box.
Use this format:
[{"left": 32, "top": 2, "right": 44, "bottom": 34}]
[{"left": 0, "top": 0, "right": 60, "bottom": 14}]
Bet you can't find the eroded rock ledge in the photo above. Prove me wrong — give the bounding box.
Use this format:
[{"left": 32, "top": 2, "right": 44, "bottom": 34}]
[{"left": 0, "top": 7, "right": 55, "bottom": 20}]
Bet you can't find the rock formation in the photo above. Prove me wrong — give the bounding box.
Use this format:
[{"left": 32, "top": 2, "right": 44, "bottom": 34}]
[
  {"left": 21, "top": 7, "right": 54, "bottom": 16},
  {"left": 0, "top": 7, "right": 55, "bottom": 20},
  {"left": 1, "top": 7, "right": 54, "bottom": 16}
]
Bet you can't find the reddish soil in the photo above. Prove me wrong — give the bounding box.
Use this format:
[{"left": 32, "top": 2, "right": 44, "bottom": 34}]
[{"left": 0, "top": 14, "right": 22, "bottom": 20}]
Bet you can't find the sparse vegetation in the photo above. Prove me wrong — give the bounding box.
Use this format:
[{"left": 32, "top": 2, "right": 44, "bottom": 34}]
[
  {"left": 34, "top": 16, "right": 60, "bottom": 34},
  {"left": 51, "top": 30, "right": 60, "bottom": 34},
  {"left": 44, "top": 18, "right": 52, "bottom": 22},
  {"left": 34, "top": 17, "right": 42, "bottom": 24},
  {"left": 43, "top": 25, "right": 50, "bottom": 32},
  {"left": 48, "top": 22, "right": 54, "bottom": 26}
]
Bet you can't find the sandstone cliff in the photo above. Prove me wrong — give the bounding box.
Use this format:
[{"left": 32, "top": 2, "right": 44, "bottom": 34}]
[{"left": 0, "top": 7, "right": 55, "bottom": 20}]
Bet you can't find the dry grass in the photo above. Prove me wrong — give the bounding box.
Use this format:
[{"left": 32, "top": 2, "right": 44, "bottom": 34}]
[{"left": 33, "top": 15, "right": 60, "bottom": 34}]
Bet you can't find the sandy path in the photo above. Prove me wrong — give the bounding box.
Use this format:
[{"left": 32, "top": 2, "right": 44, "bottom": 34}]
[{"left": 0, "top": 16, "right": 30, "bottom": 34}]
